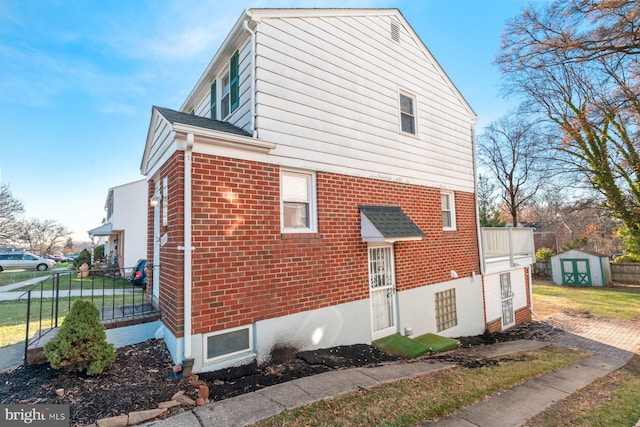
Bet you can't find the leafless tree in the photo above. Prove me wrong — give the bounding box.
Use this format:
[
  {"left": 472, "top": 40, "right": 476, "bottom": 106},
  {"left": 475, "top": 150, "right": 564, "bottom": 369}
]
[
  {"left": 477, "top": 113, "right": 548, "bottom": 226},
  {"left": 0, "top": 184, "right": 24, "bottom": 244},
  {"left": 496, "top": 0, "right": 640, "bottom": 251},
  {"left": 19, "top": 219, "right": 70, "bottom": 255}
]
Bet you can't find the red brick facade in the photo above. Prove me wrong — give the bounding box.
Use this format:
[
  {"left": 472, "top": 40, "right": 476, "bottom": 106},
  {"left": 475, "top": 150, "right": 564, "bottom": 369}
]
[{"left": 150, "top": 152, "right": 480, "bottom": 338}]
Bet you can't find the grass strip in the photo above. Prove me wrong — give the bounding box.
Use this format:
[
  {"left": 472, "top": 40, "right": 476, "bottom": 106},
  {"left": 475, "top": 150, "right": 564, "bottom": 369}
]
[
  {"left": 527, "top": 354, "right": 640, "bottom": 426},
  {"left": 253, "top": 345, "right": 588, "bottom": 426}
]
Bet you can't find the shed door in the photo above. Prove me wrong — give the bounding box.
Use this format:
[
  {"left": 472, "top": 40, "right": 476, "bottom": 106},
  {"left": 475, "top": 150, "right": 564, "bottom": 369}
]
[
  {"left": 561, "top": 259, "right": 591, "bottom": 286},
  {"left": 368, "top": 245, "right": 397, "bottom": 340}
]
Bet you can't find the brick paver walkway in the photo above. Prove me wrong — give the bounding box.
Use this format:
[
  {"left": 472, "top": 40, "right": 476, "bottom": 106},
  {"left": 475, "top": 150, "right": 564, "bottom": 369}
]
[{"left": 542, "top": 312, "right": 640, "bottom": 361}]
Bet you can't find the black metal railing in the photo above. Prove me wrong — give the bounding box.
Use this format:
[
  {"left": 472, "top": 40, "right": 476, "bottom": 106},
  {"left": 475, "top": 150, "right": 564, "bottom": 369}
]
[{"left": 19, "top": 265, "right": 157, "bottom": 363}]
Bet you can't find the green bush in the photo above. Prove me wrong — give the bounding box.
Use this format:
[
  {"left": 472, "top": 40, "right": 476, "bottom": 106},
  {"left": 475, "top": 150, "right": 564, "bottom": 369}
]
[
  {"left": 44, "top": 299, "right": 115, "bottom": 375},
  {"left": 536, "top": 247, "right": 554, "bottom": 262},
  {"left": 74, "top": 249, "right": 91, "bottom": 269},
  {"left": 613, "top": 253, "right": 640, "bottom": 263}
]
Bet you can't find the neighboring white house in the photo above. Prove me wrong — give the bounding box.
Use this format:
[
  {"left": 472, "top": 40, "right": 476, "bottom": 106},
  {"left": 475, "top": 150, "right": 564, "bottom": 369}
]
[{"left": 88, "top": 179, "right": 148, "bottom": 269}]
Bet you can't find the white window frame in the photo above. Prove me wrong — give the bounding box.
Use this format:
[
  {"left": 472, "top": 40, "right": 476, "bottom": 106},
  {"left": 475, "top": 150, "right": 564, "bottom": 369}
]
[
  {"left": 441, "top": 190, "right": 456, "bottom": 231},
  {"left": 162, "top": 177, "right": 168, "bottom": 227},
  {"left": 280, "top": 169, "right": 317, "bottom": 233},
  {"left": 398, "top": 91, "right": 417, "bottom": 135},
  {"left": 220, "top": 71, "right": 230, "bottom": 119},
  {"left": 203, "top": 324, "right": 253, "bottom": 364}
]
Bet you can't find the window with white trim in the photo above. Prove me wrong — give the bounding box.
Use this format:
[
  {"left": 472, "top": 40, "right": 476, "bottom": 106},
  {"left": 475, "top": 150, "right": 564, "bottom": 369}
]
[
  {"left": 399, "top": 92, "right": 416, "bottom": 134},
  {"left": 210, "top": 50, "right": 239, "bottom": 120},
  {"left": 281, "top": 170, "right": 317, "bottom": 232},
  {"left": 162, "top": 177, "right": 168, "bottom": 227},
  {"left": 435, "top": 288, "right": 458, "bottom": 332},
  {"left": 441, "top": 191, "right": 456, "bottom": 230},
  {"left": 204, "top": 325, "right": 253, "bottom": 363}
]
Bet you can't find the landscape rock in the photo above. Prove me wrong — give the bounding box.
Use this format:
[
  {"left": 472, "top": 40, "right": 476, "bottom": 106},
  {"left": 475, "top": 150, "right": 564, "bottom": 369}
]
[
  {"left": 176, "top": 395, "right": 196, "bottom": 406},
  {"left": 128, "top": 408, "right": 167, "bottom": 425},
  {"left": 171, "top": 390, "right": 185, "bottom": 400},
  {"left": 95, "top": 414, "right": 128, "bottom": 427},
  {"left": 196, "top": 397, "right": 206, "bottom": 406},
  {"left": 157, "top": 400, "right": 181, "bottom": 409},
  {"left": 197, "top": 384, "right": 209, "bottom": 399}
]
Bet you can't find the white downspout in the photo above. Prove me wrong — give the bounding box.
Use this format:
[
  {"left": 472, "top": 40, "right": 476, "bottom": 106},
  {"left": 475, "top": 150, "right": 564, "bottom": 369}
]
[
  {"left": 472, "top": 124, "right": 485, "bottom": 275},
  {"left": 183, "top": 133, "right": 194, "bottom": 361},
  {"left": 243, "top": 18, "right": 257, "bottom": 138}
]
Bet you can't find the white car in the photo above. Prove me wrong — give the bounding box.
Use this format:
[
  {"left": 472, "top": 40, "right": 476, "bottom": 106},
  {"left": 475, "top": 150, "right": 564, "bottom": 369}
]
[{"left": 0, "top": 253, "right": 57, "bottom": 272}]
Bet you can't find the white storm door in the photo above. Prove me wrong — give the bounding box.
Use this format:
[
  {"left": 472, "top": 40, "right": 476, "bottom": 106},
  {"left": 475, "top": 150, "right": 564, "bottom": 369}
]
[
  {"left": 500, "top": 272, "right": 515, "bottom": 329},
  {"left": 369, "top": 245, "right": 397, "bottom": 340}
]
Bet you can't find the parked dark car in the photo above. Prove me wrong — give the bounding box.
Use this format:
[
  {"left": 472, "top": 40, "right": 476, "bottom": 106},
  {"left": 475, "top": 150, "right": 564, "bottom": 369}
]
[{"left": 128, "top": 259, "right": 147, "bottom": 288}]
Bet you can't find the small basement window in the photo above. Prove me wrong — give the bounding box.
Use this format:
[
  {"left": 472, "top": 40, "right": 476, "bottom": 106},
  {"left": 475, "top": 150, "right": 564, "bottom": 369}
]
[{"left": 204, "top": 325, "right": 253, "bottom": 362}]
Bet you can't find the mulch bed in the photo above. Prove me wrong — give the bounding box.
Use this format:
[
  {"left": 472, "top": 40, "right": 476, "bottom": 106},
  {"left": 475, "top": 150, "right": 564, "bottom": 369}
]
[{"left": 0, "top": 321, "right": 563, "bottom": 426}]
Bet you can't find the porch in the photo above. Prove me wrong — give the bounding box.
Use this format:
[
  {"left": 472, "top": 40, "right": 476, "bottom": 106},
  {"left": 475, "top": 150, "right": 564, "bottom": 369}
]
[{"left": 481, "top": 227, "right": 536, "bottom": 274}]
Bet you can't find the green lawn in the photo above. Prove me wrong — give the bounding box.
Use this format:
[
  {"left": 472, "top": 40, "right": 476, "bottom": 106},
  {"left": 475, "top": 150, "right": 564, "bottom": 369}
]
[
  {"left": 0, "top": 270, "right": 53, "bottom": 287},
  {"left": 532, "top": 281, "right": 640, "bottom": 321},
  {"left": 254, "top": 346, "right": 588, "bottom": 426},
  {"left": 0, "top": 293, "right": 146, "bottom": 348},
  {"left": 11, "top": 273, "right": 131, "bottom": 292}
]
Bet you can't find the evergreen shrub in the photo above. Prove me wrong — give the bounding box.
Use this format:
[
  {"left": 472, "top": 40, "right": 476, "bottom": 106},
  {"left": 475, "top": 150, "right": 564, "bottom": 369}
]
[{"left": 44, "top": 299, "right": 115, "bottom": 375}]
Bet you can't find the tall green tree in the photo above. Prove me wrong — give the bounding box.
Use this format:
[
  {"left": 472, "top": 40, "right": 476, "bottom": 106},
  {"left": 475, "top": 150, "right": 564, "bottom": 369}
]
[{"left": 497, "top": 0, "right": 640, "bottom": 252}]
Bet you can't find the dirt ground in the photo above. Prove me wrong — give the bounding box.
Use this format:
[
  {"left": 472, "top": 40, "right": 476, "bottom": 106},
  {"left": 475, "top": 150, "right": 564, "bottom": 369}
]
[{"left": 0, "top": 321, "right": 565, "bottom": 426}]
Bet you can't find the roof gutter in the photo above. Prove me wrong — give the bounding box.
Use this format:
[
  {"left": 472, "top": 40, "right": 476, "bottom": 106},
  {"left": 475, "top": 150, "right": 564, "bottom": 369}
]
[{"left": 243, "top": 17, "right": 257, "bottom": 138}]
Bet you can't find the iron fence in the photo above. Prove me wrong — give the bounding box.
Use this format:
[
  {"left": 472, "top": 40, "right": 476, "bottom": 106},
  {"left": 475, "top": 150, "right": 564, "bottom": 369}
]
[{"left": 19, "top": 265, "right": 157, "bottom": 363}]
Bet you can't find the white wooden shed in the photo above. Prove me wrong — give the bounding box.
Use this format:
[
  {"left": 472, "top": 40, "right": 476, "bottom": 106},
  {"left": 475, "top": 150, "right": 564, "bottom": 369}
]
[{"left": 550, "top": 249, "right": 611, "bottom": 287}]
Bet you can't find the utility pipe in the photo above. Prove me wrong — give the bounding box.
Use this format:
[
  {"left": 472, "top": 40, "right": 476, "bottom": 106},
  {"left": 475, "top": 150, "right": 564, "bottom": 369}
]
[
  {"left": 243, "top": 18, "right": 257, "bottom": 138},
  {"left": 183, "top": 133, "right": 194, "bottom": 360}
]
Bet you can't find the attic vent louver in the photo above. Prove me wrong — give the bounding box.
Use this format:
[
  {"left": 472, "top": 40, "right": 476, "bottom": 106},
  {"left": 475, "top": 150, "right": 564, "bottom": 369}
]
[{"left": 391, "top": 22, "right": 400, "bottom": 42}]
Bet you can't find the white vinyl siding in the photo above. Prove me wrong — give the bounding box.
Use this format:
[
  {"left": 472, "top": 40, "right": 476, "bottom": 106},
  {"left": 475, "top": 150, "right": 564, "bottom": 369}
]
[
  {"left": 254, "top": 14, "right": 476, "bottom": 193},
  {"left": 193, "top": 40, "right": 252, "bottom": 132}
]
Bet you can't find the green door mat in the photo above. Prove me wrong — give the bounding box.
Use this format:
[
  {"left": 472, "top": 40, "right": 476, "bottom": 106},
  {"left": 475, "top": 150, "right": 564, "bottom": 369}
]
[{"left": 373, "top": 333, "right": 460, "bottom": 358}]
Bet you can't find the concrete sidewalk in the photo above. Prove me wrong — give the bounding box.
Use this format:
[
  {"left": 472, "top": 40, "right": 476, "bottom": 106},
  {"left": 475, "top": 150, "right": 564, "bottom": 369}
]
[{"left": 140, "top": 340, "right": 603, "bottom": 427}]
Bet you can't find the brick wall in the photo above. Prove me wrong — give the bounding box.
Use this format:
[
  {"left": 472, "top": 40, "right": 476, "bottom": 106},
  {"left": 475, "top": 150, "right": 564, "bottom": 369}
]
[{"left": 156, "top": 152, "right": 480, "bottom": 337}]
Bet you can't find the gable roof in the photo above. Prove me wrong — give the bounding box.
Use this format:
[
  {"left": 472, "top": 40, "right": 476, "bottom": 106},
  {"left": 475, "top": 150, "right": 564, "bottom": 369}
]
[
  {"left": 181, "top": 8, "right": 476, "bottom": 121},
  {"left": 154, "top": 106, "right": 251, "bottom": 137},
  {"left": 359, "top": 205, "right": 426, "bottom": 243}
]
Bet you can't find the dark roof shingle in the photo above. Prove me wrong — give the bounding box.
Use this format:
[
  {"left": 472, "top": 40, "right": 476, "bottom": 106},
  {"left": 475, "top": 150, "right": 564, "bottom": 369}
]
[
  {"left": 359, "top": 205, "right": 426, "bottom": 239},
  {"left": 154, "top": 106, "right": 251, "bottom": 137}
]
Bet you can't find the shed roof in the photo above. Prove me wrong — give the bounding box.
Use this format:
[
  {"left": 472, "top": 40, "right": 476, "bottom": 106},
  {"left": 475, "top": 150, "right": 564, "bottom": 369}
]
[{"left": 359, "top": 205, "right": 425, "bottom": 243}]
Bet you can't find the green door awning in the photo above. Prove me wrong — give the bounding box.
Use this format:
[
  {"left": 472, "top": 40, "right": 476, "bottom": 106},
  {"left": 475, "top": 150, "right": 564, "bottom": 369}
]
[{"left": 359, "top": 205, "right": 426, "bottom": 243}]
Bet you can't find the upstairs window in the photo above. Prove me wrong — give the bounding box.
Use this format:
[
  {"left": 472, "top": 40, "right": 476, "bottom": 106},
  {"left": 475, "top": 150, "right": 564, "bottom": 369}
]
[
  {"left": 281, "top": 170, "right": 317, "bottom": 233},
  {"left": 210, "top": 50, "right": 239, "bottom": 120},
  {"left": 220, "top": 72, "right": 230, "bottom": 118},
  {"left": 210, "top": 81, "right": 217, "bottom": 119},
  {"left": 441, "top": 190, "right": 456, "bottom": 230},
  {"left": 399, "top": 92, "right": 416, "bottom": 134}
]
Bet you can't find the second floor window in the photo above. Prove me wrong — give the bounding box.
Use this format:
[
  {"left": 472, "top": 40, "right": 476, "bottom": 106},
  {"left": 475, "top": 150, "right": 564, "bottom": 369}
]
[
  {"left": 210, "top": 50, "right": 240, "bottom": 120},
  {"left": 399, "top": 92, "right": 416, "bottom": 134}
]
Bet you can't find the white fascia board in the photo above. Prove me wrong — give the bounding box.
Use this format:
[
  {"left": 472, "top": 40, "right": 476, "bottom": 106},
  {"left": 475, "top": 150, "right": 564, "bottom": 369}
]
[{"left": 173, "top": 123, "right": 275, "bottom": 153}]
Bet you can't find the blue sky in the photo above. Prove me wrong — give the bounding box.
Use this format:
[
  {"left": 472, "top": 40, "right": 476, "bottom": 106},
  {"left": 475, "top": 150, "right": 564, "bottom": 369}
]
[{"left": 0, "top": 0, "right": 539, "bottom": 241}]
